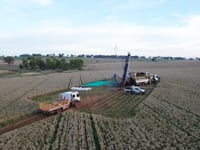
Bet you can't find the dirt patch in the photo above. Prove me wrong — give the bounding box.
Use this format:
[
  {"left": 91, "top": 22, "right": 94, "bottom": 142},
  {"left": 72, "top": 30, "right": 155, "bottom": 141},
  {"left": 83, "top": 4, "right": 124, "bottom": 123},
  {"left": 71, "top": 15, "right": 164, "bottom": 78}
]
[
  {"left": 74, "top": 88, "right": 125, "bottom": 111},
  {"left": 75, "top": 94, "right": 104, "bottom": 110},
  {"left": 0, "top": 114, "right": 49, "bottom": 135}
]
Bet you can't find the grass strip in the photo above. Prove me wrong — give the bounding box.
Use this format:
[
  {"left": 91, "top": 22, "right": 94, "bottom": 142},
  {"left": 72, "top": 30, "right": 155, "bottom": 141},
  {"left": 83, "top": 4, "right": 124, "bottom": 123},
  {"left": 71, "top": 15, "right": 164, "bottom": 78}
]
[
  {"left": 49, "top": 114, "right": 62, "bottom": 150},
  {"left": 83, "top": 120, "right": 89, "bottom": 150},
  {"left": 90, "top": 114, "right": 101, "bottom": 150}
]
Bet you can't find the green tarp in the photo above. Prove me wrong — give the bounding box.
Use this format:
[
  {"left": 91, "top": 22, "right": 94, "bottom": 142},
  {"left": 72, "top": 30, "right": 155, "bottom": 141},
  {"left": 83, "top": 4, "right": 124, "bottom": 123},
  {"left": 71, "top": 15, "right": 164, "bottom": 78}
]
[{"left": 83, "top": 80, "right": 111, "bottom": 87}]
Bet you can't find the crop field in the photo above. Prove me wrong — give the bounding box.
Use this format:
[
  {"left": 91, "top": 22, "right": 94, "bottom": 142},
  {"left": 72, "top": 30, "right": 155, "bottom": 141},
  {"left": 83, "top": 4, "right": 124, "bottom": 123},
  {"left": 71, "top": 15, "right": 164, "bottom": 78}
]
[
  {"left": 75, "top": 85, "right": 155, "bottom": 118},
  {"left": 0, "top": 60, "right": 200, "bottom": 149}
]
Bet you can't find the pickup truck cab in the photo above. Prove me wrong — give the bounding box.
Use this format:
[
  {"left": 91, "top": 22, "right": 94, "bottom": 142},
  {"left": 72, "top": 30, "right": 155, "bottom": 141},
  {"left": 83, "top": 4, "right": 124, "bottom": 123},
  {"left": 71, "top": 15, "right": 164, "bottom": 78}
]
[{"left": 124, "top": 86, "right": 145, "bottom": 95}]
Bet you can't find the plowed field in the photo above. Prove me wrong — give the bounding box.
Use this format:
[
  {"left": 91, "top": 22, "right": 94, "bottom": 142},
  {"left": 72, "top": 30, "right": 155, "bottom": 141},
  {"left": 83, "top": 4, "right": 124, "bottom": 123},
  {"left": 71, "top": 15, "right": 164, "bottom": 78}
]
[{"left": 0, "top": 60, "right": 200, "bottom": 149}]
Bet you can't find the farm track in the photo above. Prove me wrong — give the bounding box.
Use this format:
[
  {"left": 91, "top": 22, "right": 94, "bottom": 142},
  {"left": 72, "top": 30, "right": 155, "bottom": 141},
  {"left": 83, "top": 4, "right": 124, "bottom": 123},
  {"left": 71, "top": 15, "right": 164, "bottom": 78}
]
[
  {"left": 0, "top": 114, "right": 49, "bottom": 135},
  {"left": 0, "top": 108, "right": 76, "bottom": 135}
]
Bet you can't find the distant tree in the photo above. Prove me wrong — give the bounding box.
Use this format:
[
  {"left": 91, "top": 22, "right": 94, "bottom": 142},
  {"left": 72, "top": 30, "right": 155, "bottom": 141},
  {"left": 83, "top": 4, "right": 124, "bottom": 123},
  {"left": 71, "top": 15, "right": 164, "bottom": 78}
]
[
  {"left": 140, "top": 56, "right": 146, "bottom": 59},
  {"left": 19, "top": 57, "right": 83, "bottom": 71},
  {"left": 60, "top": 59, "right": 69, "bottom": 70},
  {"left": 20, "top": 54, "right": 31, "bottom": 58},
  {"left": 36, "top": 58, "right": 46, "bottom": 70},
  {"left": 3, "top": 56, "right": 15, "bottom": 64},
  {"left": 46, "top": 58, "right": 56, "bottom": 69},
  {"left": 32, "top": 54, "right": 42, "bottom": 57},
  {"left": 22, "top": 59, "right": 28, "bottom": 69},
  {"left": 69, "top": 59, "right": 75, "bottom": 69},
  {"left": 29, "top": 58, "right": 36, "bottom": 70},
  {"left": 56, "top": 59, "right": 62, "bottom": 69},
  {"left": 46, "top": 58, "right": 51, "bottom": 69},
  {"left": 51, "top": 58, "right": 57, "bottom": 69},
  {"left": 132, "top": 55, "right": 139, "bottom": 59},
  {"left": 60, "top": 58, "right": 66, "bottom": 64},
  {"left": 28, "top": 56, "right": 36, "bottom": 60},
  {"left": 19, "top": 64, "right": 23, "bottom": 69},
  {"left": 75, "top": 59, "right": 84, "bottom": 70},
  {"left": 152, "top": 57, "right": 157, "bottom": 62},
  {"left": 70, "top": 58, "right": 84, "bottom": 70},
  {"left": 59, "top": 53, "right": 64, "bottom": 58},
  {"left": 63, "top": 62, "right": 70, "bottom": 70}
]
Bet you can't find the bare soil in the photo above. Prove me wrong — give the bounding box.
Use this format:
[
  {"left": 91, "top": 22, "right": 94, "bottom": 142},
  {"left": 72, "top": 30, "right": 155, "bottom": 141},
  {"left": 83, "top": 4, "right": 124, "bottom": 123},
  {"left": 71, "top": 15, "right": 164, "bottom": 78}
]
[{"left": 0, "top": 114, "right": 48, "bottom": 135}]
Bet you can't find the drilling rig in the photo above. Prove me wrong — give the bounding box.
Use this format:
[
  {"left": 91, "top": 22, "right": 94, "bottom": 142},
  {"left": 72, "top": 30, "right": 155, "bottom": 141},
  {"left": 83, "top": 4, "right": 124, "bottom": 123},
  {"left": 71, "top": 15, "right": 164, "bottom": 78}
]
[
  {"left": 120, "top": 52, "right": 136, "bottom": 86},
  {"left": 119, "top": 52, "right": 160, "bottom": 86}
]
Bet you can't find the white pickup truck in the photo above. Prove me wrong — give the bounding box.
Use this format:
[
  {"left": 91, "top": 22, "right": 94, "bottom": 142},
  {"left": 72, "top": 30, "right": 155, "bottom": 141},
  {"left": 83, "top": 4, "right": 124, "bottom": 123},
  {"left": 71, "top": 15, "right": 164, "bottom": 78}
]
[{"left": 124, "top": 86, "right": 146, "bottom": 95}]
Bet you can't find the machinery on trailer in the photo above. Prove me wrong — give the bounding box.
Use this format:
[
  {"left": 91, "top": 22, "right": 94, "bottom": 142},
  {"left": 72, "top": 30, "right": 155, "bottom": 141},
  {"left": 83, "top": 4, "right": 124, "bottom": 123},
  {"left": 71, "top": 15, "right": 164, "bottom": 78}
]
[
  {"left": 120, "top": 52, "right": 160, "bottom": 86},
  {"left": 39, "top": 91, "right": 80, "bottom": 114}
]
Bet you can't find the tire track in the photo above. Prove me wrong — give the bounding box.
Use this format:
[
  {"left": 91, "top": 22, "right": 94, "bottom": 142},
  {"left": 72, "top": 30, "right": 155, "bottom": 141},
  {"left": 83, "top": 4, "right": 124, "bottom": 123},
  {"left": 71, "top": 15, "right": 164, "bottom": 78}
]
[{"left": 0, "top": 114, "right": 50, "bottom": 135}]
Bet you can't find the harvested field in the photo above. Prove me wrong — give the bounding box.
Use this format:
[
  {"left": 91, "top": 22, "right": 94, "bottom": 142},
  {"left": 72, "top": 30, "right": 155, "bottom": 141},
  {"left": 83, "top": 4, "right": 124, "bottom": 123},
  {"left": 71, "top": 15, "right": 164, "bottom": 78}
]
[{"left": 0, "top": 60, "right": 200, "bottom": 149}]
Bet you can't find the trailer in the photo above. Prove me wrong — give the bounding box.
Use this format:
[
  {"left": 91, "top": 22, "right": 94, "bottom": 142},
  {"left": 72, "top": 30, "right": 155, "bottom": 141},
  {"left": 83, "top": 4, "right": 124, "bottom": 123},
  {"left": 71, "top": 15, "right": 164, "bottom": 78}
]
[{"left": 39, "top": 91, "right": 80, "bottom": 114}]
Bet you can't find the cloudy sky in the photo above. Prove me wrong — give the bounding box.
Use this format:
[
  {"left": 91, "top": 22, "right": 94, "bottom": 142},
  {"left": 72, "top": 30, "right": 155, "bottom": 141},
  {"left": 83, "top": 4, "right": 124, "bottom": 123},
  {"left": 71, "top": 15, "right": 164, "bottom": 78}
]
[{"left": 0, "top": 0, "right": 200, "bottom": 57}]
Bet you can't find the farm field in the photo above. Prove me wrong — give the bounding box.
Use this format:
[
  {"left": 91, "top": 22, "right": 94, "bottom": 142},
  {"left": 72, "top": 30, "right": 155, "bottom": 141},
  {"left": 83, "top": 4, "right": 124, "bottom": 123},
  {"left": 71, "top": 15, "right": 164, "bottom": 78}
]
[{"left": 0, "top": 60, "right": 200, "bottom": 149}]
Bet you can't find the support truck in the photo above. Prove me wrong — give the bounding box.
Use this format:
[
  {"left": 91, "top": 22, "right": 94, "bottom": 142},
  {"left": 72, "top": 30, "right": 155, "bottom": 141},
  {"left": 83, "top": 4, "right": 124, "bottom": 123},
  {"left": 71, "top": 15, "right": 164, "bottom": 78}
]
[{"left": 39, "top": 91, "right": 80, "bottom": 114}]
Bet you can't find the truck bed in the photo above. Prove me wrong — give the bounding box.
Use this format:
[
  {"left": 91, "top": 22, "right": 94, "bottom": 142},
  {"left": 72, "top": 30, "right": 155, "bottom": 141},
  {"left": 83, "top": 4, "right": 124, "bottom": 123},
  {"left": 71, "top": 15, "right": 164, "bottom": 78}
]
[
  {"left": 39, "top": 100, "right": 70, "bottom": 113},
  {"left": 136, "top": 78, "right": 150, "bottom": 84}
]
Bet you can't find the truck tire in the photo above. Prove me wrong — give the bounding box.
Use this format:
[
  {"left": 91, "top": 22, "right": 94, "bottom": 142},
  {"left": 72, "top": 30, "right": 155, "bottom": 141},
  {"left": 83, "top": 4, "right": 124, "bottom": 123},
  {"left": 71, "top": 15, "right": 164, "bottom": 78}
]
[
  {"left": 70, "top": 101, "right": 76, "bottom": 107},
  {"left": 56, "top": 108, "right": 62, "bottom": 114}
]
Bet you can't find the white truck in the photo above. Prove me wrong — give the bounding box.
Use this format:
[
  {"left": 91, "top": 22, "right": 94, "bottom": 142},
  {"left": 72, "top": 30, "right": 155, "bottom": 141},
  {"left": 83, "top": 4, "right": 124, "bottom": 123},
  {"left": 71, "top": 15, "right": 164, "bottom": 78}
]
[
  {"left": 39, "top": 91, "right": 80, "bottom": 114},
  {"left": 151, "top": 74, "right": 160, "bottom": 84},
  {"left": 124, "top": 86, "right": 146, "bottom": 95}
]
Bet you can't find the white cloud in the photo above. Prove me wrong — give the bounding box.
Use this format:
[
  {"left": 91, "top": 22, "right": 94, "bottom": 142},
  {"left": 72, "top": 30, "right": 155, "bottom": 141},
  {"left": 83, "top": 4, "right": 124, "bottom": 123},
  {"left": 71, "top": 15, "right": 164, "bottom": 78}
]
[
  {"left": 160, "top": 0, "right": 167, "bottom": 3},
  {"left": 3, "top": 0, "right": 53, "bottom": 6},
  {"left": 1, "top": 14, "right": 200, "bottom": 57},
  {"left": 33, "top": 0, "right": 53, "bottom": 6},
  {"left": 114, "top": 0, "right": 166, "bottom": 10},
  {"left": 171, "top": 13, "right": 183, "bottom": 18}
]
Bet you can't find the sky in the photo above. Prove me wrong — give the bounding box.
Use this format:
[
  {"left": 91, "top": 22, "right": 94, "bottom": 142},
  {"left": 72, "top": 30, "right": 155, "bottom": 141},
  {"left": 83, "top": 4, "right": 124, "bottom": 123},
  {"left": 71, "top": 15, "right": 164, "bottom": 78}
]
[{"left": 0, "top": 0, "right": 200, "bottom": 58}]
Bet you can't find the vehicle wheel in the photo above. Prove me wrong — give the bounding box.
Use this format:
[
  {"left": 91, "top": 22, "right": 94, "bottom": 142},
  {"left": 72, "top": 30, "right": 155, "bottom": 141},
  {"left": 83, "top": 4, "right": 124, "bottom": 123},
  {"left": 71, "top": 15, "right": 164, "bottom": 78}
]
[
  {"left": 57, "top": 108, "right": 62, "bottom": 114},
  {"left": 71, "top": 101, "right": 76, "bottom": 107}
]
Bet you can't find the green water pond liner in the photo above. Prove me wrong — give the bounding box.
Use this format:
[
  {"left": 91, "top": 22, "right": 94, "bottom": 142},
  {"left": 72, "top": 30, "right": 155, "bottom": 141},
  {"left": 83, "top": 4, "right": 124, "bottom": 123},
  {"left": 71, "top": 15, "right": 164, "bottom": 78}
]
[{"left": 83, "top": 80, "right": 112, "bottom": 87}]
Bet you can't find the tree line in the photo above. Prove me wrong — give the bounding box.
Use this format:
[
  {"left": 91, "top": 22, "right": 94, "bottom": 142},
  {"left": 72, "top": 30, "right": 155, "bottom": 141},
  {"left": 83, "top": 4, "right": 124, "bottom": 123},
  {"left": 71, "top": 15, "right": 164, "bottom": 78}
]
[{"left": 19, "top": 57, "right": 84, "bottom": 71}]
